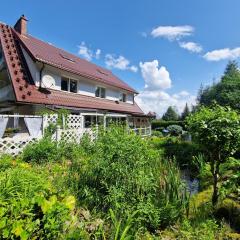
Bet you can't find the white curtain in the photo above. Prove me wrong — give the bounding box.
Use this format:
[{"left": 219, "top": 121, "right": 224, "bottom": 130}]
[
  {"left": 24, "top": 117, "right": 42, "bottom": 138},
  {"left": 0, "top": 118, "right": 8, "bottom": 138}
]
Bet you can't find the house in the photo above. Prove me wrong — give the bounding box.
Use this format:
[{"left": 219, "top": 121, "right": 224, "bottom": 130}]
[{"left": 0, "top": 15, "right": 150, "bottom": 131}]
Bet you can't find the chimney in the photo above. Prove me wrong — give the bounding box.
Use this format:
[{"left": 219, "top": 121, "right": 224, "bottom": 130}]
[{"left": 14, "top": 15, "right": 28, "bottom": 35}]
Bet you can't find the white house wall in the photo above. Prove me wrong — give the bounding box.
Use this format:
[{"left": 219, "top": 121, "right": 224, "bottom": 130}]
[
  {"left": 106, "top": 89, "right": 119, "bottom": 101},
  {"left": 21, "top": 46, "right": 40, "bottom": 85},
  {"left": 23, "top": 59, "right": 134, "bottom": 104},
  {"left": 78, "top": 81, "right": 95, "bottom": 97}
]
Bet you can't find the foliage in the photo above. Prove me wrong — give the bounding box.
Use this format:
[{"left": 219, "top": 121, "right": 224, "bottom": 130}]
[
  {"left": 21, "top": 138, "right": 59, "bottom": 164},
  {"left": 0, "top": 161, "right": 86, "bottom": 239},
  {"left": 166, "top": 124, "right": 183, "bottom": 136},
  {"left": 151, "top": 120, "right": 184, "bottom": 130},
  {"left": 197, "top": 61, "right": 240, "bottom": 110},
  {"left": 1, "top": 124, "right": 240, "bottom": 237},
  {"left": 162, "top": 106, "right": 179, "bottom": 121},
  {"left": 215, "top": 198, "right": 240, "bottom": 232},
  {"left": 67, "top": 126, "right": 188, "bottom": 232},
  {"left": 175, "top": 219, "right": 226, "bottom": 240},
  {"left": 181, "top": 103, "right": 190, "bottom": 120},
  {"left": 150, "top": 137, "right": 202, "bottom": 171},
  {"left": 187, "top": 104, "right": 240, "bottom": 205},
  {"left": 151, "top": 130, "right": 163, "bottom": 137}
]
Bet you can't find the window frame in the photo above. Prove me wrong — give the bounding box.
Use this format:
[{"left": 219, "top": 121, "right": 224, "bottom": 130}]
[
  {"left": 119, "top": 92, "right": 127, "bottom": 102},
  {"left": 61, "top": 76, "right": 78, "bottom": 93},
  {"left": 70, "top": 79, "right": 78, "bottom": 93},
  {"left": 95, "top": 86, "right": 106, "bottom": 98}
]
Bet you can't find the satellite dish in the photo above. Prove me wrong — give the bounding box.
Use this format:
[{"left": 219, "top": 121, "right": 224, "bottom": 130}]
[{"left": 42, "top": 74, "right": 55, "bottom": 88}]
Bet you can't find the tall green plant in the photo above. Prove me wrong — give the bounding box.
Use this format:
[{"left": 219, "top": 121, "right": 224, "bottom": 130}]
[
  {"left": 68, "top": 125, "right": 188, "bottom": 232},
  {"left": 187, "top": 105, "right": 240, "bottom": 206}
]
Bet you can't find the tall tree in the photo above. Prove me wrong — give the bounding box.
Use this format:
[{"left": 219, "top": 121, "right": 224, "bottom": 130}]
[
  {"left": 187, "top": 105, "right": 240, "bottom": 206},
  {"left": 181, "top": 103, "right": 190, "bottom": 120},
  {"left": 162, "top": 106, "right": 179, "bottom": 121},
  {"left": 198, "top": 61, "right": 240, "bottom": 109}
]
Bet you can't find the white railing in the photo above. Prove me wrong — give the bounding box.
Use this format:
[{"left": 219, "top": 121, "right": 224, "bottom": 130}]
[
  {"left": 0, "top": 114, "right": 151, "bottom": 156},
  {"left": 131, "top": 126, "right": 152, "bottom": 137}
]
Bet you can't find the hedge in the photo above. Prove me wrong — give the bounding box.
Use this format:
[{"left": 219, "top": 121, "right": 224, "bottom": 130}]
[{"left": 151, "top": 120, "right": 185, "bottom": 130}]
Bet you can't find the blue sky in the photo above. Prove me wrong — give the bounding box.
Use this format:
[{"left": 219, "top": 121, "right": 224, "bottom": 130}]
[{"left": 1, "top": 0, "right": 240, "bottom": 116}]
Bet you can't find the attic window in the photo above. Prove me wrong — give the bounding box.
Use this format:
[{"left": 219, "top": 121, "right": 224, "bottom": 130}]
[
  {"left": 60, "top": 53, "right": 75, "bottom": 63},
  {"left": 97, "top": 69, "right": 109, "bottom": 76}
]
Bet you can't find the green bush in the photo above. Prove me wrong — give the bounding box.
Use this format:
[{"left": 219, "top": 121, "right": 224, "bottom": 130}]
[
  {"left": 68, "top": 126, "right": 188, "bottom": 232},
  {"left": 21, "top": 138, "right": 59, "bottom": 164},
  {"left": 151, "top": 130, "right": 163, "bottom": 137},
  {"left": 0, "top": 165, "right": 85, "bottom": 239},
  {"left": 166, "top": 124, "right": 183, "bottom": 136},
  {"left": 0, "top": 154, "right": 13, "bottom": 171},
  {"left": 152, "top": 120, "right": 184, "bottom": 130},
  {"left": 159, "top": 137, "right": 202, "bottom": 171}
]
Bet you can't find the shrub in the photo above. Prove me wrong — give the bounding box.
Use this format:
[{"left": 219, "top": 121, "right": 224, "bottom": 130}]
[
  {"left": 151, "top": 120, "right": 184, "bottom": 130},
  {"left": 151, "top": 130, "right": 163, "bottom": 137},
  {"left": 0, "top": 154, "right": 13, "bottom": 171},
  {"left": 160, "top": 137, "right": 202, "bottom": 170},
  {"left": 68, "top": 126, "right": 188, "bottom": 232},
  {"left": 166, "top": 124, "right": 183, "bottom": 136},
  {"left": 0, "top": 165, "right": 85, "bottom": 239},
  {"left": 21, "top": 138, "right": 59, "bottom": 164}
]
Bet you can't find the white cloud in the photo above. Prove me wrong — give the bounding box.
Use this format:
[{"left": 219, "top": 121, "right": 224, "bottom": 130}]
[
  {"left": 78, "top": 42, "right": 101, "bottom": 61},
  {"left": 137, "top": 60, "right": 195, "bottom": 116},
  {"left": 105, "top": 54, "right": 138, "bottom": 72},
  {"left": 139, "top": 60, "right": 171, "bottom": 90},
  {"left": 95, "top": 49, "right": 101, "bottom": 59},
  {"left": 203, "top": 47, "right": 240, "bottom": 61},
  {"left": 151, "top": 25, "right": 194, "bottom": 41},
  {"left": 179, "top": 41, "right": 203, "bottom": 53},
  {"left": 136, "top": 90, "right": 196, "bottom": 117}
]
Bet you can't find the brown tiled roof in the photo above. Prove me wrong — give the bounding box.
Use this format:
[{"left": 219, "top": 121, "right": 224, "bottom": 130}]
[
  {"left": 0, "top": 23, "right": 144, "bottom": 115},
  {"left": 16, "top": 32, "right": 137, "bottom": 94}
]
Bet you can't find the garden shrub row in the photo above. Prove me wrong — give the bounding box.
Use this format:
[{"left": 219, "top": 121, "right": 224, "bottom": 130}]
[{"left": 151, "top": 120, "right": 185, "bottom": 130}]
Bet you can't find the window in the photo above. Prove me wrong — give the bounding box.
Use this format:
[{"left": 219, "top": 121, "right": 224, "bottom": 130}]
[
  {"left": 61, "top": 77, "right": 78, "bottom": 93},
  {"left": 70, "top": 79, "right": 77, "bottom": 93},
  {"left": 95, "top": 87, "right": 106, "bottom": 98},
  {"left": 61, "top": 77, "right": 69, "bottom": 91},
  {"left": 119, "top": 93, "right": 127, "bottom": 102}
]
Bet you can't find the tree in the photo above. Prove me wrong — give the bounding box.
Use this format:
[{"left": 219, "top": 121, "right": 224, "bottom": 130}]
[
  {"left": 181, "top": 103, "right": 190, "bottom": 120},
  {"left": 162, "top": 106, "right": 179, "bottom": 121},
  {"left": 187, "top": 105, "right": 240, "bottom": 206},
  {"left": 198, "top": 61, "right": 240, "bottom": 109}
]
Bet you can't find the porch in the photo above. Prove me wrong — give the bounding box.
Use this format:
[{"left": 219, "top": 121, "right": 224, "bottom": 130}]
[{"left": 0, "top": 113, "right": 151, "bottom": 156}]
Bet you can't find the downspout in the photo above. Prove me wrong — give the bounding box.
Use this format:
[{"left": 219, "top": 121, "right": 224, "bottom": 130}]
[{"left": 39, "top": 63, "right": 45, "bottom": 89}]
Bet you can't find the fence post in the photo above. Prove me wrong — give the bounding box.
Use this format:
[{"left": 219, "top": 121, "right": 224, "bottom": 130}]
[{"left": 56, "top": 125, "right": 61, "bottom": 142}]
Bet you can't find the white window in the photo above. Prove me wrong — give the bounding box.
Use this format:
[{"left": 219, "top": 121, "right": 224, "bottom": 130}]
[
  {"left": 95, "top": 86, "right": 106, "bottom": 98},
  {"left": 61, "top": 77, "right": 78, "bottom": 93},
  {"left": 119, "top": 93, "right": 127, "bottom": 102}
]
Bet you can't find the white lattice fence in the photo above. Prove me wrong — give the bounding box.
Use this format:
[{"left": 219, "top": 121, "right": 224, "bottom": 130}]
[
  {"left": 54, "top": 128, "right": 94, "bottom": 143},
  {"left": 43, "top": 114, "right": 58, "bottom": 130},
  {"left": 0, "top": 137, "right": 38, "bottom": 156},
  {"left": 66, "top": 115, "right": 82, "bottom": 129}
]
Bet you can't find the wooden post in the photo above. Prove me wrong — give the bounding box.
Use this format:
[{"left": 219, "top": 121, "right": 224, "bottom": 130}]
[{"left": 56, "top": 125, "right": 61, "bottom": 142}]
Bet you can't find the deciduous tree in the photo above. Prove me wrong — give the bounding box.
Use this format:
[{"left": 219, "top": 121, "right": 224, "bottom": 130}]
[{"left": 187, "top": 105, "right": 240, "bottom": 206}]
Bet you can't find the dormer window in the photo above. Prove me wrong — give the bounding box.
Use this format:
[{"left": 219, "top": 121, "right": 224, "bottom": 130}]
[
  {"left": 95, "top": 86, "right": 106, "bottom": 98},
  {"left": 61, "top": 77, "right": 78, "bottom": 93},
  {"left": 119, "top": 93, "right": 127, "bottom": 102}
]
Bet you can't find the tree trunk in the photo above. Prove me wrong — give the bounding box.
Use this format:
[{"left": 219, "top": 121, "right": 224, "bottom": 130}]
[{"left": 211, "top": 159, "right": 220, "bottom": 207}]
